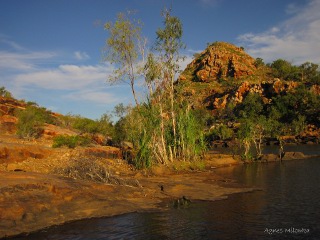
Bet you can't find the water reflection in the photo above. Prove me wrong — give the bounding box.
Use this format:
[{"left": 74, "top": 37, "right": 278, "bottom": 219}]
[{"left": 16, "top": 150, "right": 320, "bottom": 240}]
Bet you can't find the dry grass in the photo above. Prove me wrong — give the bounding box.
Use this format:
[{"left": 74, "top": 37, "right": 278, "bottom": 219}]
[{"left": 54, "top": 158, "right": 141, "bottom": 187}]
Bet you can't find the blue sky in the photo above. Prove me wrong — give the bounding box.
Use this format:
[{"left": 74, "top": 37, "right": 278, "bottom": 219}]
[{"left": 1, "top": 0, "right": 319, "bottom": 120}]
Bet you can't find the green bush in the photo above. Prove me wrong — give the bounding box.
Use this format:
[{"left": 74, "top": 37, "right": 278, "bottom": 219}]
[
  {"left": 0, "top": 86, "right": 12, "bottom": 98},
  {"left": 69, "top": 114, "right": 113, "bottom": 136},
  {"left": 209, "top": 124, "right": 234, "bottom": 140},
  {"left": 52, "top": 135, "right": 91, "bottom": 148},
  {"left": 16, "top": 106, "right": 56, "bottom": 138}
]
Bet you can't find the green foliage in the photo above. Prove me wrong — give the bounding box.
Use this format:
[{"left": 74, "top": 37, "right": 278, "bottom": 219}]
[
  {"left": 103, "top": 10, "right": 320, "bottom": 167},
  {"left": 254, "top": 58, "right": 265, "bottom": 67},
  {"left": 299, "top": 62, "right": 320, "bottom": 84},
  {"left": 209, "top": 124, "right": 233, "bottom": 141},
  {"left": 15, "top": 106, "right": 56, "bottom": 138},
  {"left": 103, "top": 11, "right": 145, "bottom": 106},
  {"left": 234, "top": 93, "right": 274, "bottom": 159},
  {"left": 154, "top": 8, "right": 185, "bottom": 71},
  {"left": 144, "top": 53, "right": 162, "bottom": 86},
  {"left": 116, "top": 100, "right": 206, "bottom": 168},
  {"left": 113, "top": 117, "right": 127, "bottom": 144},
  {"left": 292, "top": 115, "right": 306, "bottom": 135},
  {"left": 113, "top": 103, "right": 129, "bottom": 119},
  {"left": 0, "top": 86, "right": 12, "bottom": 98},
  {"left": 228, "top": 83, "right": 320, "bottom": 159},
  {"left": 26, "top": 101, "right": 38, "bottom": 107},
  {"left": 269, "top": 59, "right": 320, "bottom": 83},
  {"left": 57, "top": 113, "right": 77, "bottom": 129},
  {"left": 120, "top": 7, "right": 201, "bottom": 169},
  {"left": 61, "top": 114, "right": 114, "bottom": 136},
  {"left": 270, "top": 59, "right": 299, "bottom": 81},
  {"left": 236, "top": 92, "right": 264, "bottom": 118},
  {"left": 175, "top": 105, "right": 207, "bottom": 160},
  {"left": 52, "top": 135, "right": 91, "bottom": 148},
  {"left": 268, "top": 85, "right": 320, "bottom": 128},
  {"left": 97, "top": 113, "right": 114, "bottom": 136},
  {"left": 72, "top": 117, "right": 99, "bottom": 134},
  {"left": 237, "top": 119, "right": 254, "bottom": 160}
]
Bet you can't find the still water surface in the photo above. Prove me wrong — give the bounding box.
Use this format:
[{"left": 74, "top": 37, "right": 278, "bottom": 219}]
[{"left": 17, "top": 146, "right": 320, "bottom": 239}]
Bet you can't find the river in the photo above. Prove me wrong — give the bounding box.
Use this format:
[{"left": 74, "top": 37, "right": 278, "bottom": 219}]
[{"left": 14, "top": 146, "right": 320, "bottom": 239}]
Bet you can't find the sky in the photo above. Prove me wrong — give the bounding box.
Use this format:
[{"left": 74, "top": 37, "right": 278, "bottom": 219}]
[{"left": 1, "top": 0, "right": 319, "bottom": 120}]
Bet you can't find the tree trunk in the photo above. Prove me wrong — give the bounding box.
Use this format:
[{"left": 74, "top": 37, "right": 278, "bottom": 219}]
[
  {"left": 130, "top": 81, "right": 139, "bottom": 107},
  {"left": 170, "top": 72, "right": 177, "bottom": 158}
]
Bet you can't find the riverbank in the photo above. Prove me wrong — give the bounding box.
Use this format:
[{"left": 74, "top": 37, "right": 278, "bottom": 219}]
[
  {"left": 0, "top": 155, "right": 251, "bottom": 239},
  {"left": 0, "top": 134, "right": 318, "bottom": 239}
]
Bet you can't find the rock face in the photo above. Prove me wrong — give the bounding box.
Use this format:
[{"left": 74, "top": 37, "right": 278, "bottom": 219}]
[
  {"left": 177, "top": 42, "right": 319, "bottom": 114},
  {"left": 41, "top": 123, "right": 77, "bottom": 139},
  {"left": 176, "top": 42, "right": 272, "bottom": 110},
  {"left": 0, "top": 169, "right": 252, "bottom": 238},
  {"left": 0, "top": 96, "right": 26, "bottom": 115},
  {"left": 180, "top": 42, "right": 257, "bottom": 82},
  {"left": 0, "top": 171, "right": 152, "bottom": 238},
  {"left": 208, "top": 79, "right": 300, "bottom": 110},
  {"left": 0, "top": 145, "right": 49, "bottom": 165}
]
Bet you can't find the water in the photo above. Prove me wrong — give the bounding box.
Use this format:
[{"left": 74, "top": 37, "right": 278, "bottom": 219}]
[{"left": 14, "top": 146, "right": 320, "bottom": 240}]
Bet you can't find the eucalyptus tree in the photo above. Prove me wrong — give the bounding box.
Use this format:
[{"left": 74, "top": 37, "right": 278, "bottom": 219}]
[
  {"left": 103, "top": 11, "right": 146, "bottom": 107},
  {"left": 153, "top": 8, "right": 185, "bottom": 160}
]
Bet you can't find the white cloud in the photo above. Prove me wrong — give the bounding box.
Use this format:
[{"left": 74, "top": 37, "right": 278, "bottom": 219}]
[
  {"left": 178, "top": 54, "right": 194, "bottom": 72},
  {"left": 0, "top": 51, "right": 57, "bottom": 70},
  {"left": 0, "top": 38, "right": 25, "bottom": 51},
  {"left": 13, "top": 63, "right": 114, "bottom": 90},
  {"left": 0, "top": 35, "right": 27, "bottom": 51},
  {"left": 187, "top": 48, "right": 204, "bottom": 54},
  {"left": 74, "top": 51, "right": 90, "bottom": 60},
  {"left": 237, "top": 0, "right": 320, "bottom": 64},
  {"left": 0, "top": 38, "right": 134, "bottom": 118},
  {"left": 65, "top": 90, "right": 120, "bottom": 104}
]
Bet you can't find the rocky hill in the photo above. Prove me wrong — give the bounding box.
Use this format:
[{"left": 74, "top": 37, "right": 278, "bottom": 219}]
[
  {"left": 180, "top": 42, "right": 259, "bottom": 82},
  {"left": 176, "top": 41, "right": 320, "bottom": 145},
  {"left": 177, "top": 42, "right": 269, "bottom": 110},
  {"left": 177, "top": 42, "right": 319, "bottom": 113}
]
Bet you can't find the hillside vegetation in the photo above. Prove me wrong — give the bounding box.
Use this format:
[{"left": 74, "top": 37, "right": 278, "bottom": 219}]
[
  {"left": 177, "top": 41, "right": 320, "bottom": 159},
  {"left": 1, "top": 40, "right": 319, "bottom": 165}
]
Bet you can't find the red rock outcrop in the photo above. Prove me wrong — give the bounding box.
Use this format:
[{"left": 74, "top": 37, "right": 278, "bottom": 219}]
[
  {"left": 0, "top": 144, "right": 50, "bottom": 164},
  {"left": 0, "top": 96, "right": 26, "bottom": 115},
  {"left": 41, "top": 124, "right": 77, "bottom": 139},
  {"left": 272, "top": 79, "right": 299, "bottom": 94},
  {"left": 180, "top": 42, "right": 257, "bottom": 82}
]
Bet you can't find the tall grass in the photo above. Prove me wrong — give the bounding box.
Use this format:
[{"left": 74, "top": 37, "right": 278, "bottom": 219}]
[{"left": 123, "top": 99, "right": 206, "bottom": 168}]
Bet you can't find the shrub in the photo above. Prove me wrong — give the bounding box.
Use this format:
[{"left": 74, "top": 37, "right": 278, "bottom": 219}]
[
  {"left": 209, "top": 124, "right": 234, "bottom": 140},
  {"left": 16, "top": 106, "right": 55, "bottom": 138},
  {"left": 52, "top": 135, "right": 91, "bottom": 148},
  {"left": 0, "top": 86, "right": 12, "bottom": 98},
  {"left": 71, "top": 114, "right": 114, "bottom": 136}
]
